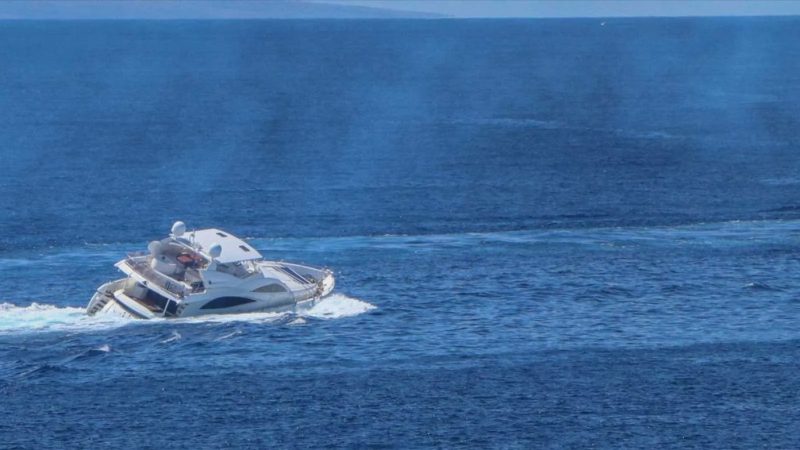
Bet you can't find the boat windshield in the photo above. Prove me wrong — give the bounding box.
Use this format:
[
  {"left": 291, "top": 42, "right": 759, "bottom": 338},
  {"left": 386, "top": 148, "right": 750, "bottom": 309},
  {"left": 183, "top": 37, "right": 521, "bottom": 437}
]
[{"left": 215, "top": 260, "right": 259, "bottom": 278}]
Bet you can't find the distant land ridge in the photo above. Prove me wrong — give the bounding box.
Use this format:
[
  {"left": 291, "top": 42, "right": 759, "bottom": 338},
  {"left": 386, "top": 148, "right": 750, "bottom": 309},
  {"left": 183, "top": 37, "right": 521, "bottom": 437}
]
[{"left": 0, "top": 0, "right": 447, "bottom": 19}]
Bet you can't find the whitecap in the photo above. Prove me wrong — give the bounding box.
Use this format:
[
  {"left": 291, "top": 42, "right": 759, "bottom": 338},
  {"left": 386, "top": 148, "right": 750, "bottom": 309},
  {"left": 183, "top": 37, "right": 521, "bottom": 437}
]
[
  {"left": 160, "top": 330, "right": 182, "bottom": 344},
  {"left": 214, "top": 330, "right": 243, "bottom": 341},
  {"left": 0, "top": 302, "right": 131, "bottom": 335},
  {"left": 301, "top": 293, "right": 376, "bottom": 319},
  {"left": 0, "top": 293, "right": 375, "bottom": 335}
]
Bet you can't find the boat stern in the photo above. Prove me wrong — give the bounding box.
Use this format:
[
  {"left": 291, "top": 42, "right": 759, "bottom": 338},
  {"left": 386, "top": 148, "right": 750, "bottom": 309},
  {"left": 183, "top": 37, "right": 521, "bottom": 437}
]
[
  {"left": 319, "top": 270, "right": 335, "bottom": 297},
  {"left": 86, "top": 279, "right": 126, "bottom": 316}
]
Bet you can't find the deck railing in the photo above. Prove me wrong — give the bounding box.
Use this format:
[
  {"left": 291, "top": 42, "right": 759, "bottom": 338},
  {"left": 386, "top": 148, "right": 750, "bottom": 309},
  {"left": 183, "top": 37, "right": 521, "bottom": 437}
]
[{"left": 125, "top": 254, "right": 186, "bottom": 298}]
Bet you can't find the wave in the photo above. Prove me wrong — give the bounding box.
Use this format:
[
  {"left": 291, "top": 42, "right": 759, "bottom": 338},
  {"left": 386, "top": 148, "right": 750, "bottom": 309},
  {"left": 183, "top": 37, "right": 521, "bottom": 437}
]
[
  {"left": 0, "top": 294, "right": 375, "bottom": 336},
  {"left": 743, "top": 282, "right": 783, "bottom": 292},
  {"left": 0, "top": 302, "right": 130, "bottom": 335},
  {"left": 304, "top": 293, "right": 376, "bottom": 319},
  {"left": 214, "top": 330, "right": 243, "bottom": 341},
  {"left": 761, "top": 177, "right": 800, "bottom": 187},
  {"left": 451, "top": 117, "right": 562, "bottom": 129},
  {"left": 449, "top": 117, "right": 678, "bottom": 140},
  {"left": 173, "top": 293, "right": 376, "bottom": 325},
  {"left": 763, "top": 204, "right": 800, "bottom": 212},
  {"left": 249, "top": 218, "right": 800, "bottom": 255},
  {"left": 4, "top": 217, "right": 797, "bottom": 266},
  {"left": 160, "top": 330, "right": 182, "bottom": 344}
]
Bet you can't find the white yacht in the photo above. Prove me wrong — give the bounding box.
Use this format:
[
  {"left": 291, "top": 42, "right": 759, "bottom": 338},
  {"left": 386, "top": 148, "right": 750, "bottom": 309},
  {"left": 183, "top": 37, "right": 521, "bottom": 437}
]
[{"left": 86, "top": 222, "right": 335, "bottom": 319}]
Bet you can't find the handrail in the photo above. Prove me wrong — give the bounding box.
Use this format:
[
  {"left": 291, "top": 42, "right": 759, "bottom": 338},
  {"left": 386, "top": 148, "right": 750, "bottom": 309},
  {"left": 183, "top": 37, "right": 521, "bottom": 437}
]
[{"left": 125, "top": 255, "right": 186, "bottom": 298}]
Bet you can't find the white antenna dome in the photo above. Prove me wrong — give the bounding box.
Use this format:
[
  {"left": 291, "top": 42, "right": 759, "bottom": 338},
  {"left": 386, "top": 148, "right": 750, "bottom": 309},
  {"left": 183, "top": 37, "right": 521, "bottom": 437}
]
[
  {"left": 147, "top": 240, "right": 162, "bottom": 256},
  {"left": 208, "top": 243, "right": 222, "bottom": 259},
  {"left": 171, "top": 221, "right": 186, "bottom": 237}
]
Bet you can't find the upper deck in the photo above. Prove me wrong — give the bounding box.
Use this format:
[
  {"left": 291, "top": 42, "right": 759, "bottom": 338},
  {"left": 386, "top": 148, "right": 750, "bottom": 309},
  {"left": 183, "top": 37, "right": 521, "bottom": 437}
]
[
  {"left": 186, "top": 228, "right": 263, "bottom": 263},
  {"left": 117, "top": 254, "right": 191, "bottom": 298}
]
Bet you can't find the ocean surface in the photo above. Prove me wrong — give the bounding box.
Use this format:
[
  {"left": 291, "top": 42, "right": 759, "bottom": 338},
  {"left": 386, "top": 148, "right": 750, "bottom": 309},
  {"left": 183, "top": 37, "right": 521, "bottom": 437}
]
[{"left": 1, "top": 18, "right": 800, "bottom": 448}]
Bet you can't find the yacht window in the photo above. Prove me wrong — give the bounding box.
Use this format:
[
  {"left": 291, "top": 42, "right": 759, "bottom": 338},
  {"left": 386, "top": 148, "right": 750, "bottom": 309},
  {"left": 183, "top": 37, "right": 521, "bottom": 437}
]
[
  {"left": 239, "top": 245, "right": 250, "bottom": 252},
  {"left": 216, "top": 232, "right": 228, "bottom": 237},
  {"left": 200, "top": 297, "right": 255, "bottom": 309},
  {"left": 253, "top": 284, "right": 287, "bottom": 293},
  {"left": 216, "top": 262, "right": 252, "bottom": 278}
]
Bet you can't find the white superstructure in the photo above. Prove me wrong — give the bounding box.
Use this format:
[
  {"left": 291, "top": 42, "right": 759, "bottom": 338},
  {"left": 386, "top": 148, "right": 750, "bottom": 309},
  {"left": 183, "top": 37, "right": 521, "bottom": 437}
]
[{"left": 86, "top": 221, "right": 335, "bottom": 319}]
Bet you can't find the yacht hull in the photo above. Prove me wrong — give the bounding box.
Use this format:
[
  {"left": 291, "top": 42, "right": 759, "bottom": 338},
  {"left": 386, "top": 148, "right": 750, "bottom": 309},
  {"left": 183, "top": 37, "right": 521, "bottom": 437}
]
[{"left": 87, "top": 271, "right": 335, "bottom": 320}]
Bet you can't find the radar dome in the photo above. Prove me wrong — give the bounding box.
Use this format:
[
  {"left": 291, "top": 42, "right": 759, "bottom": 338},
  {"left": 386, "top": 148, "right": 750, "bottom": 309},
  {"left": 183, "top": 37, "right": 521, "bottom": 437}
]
[
  {"left": 171, "top": 221, "right": 186, "bottom": 237},
  {"left": 208, "top": 243, "right": 222, "bottom": 259},
  {"left": 147, "top": 240, "right": 162, "bottom": 255}
]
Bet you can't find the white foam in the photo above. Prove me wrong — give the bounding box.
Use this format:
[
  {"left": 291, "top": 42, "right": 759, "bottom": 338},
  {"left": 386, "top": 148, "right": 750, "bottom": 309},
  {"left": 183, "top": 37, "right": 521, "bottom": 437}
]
[
  {"left": 0, "top": 302, "right": 131, "bottom": 335},
  {"left": 0, "top": 293, "right": 375, "bottom": 335},
  {"left": 160, "top": 330, "right": 182, "bottom": 344},
  {"left": 172, "top": 293, "right": 375, "bottom": 324},
  {"left": 214, "top": 330, "right": 243, "bottom": 341},
  {"left": 174, "top": 310, "right": 285, "bottom": 325},
  {"left": 302, "top": 293, "right": 376, "bottom": 319}
]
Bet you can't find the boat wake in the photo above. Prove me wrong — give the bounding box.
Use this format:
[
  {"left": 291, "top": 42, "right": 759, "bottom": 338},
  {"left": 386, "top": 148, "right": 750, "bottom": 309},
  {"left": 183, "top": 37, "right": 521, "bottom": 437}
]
[
  {"left": 175, "top": 293, "right": 376, "bottom": 325},
  {"left": 0, "top": 302, "right": 129, "bottom": 335},
  {"left": 0, "top": 294, "right": 374, "bottom": 335},
  {"left": 305, "top": 293, "right": 376, "bottom": 318}
]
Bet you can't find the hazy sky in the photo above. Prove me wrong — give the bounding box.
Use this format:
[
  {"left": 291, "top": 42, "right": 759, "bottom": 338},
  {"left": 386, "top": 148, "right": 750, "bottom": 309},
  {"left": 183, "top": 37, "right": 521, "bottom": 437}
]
[
  {"left": 319, "top": 0, "right": 800, "bottom": 18},
  {"left": 0, "top": 0, "right": 440, "bottom": 19},
  {"left": 2, "top": 0, "right": 799, "bottom": 19}
]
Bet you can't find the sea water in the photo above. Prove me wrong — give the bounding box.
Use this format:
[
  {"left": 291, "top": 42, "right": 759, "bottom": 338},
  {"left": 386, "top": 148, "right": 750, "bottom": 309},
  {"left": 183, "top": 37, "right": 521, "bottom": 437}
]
[{"left": 2, "top": 18, "right": 800, "bottom": 448}]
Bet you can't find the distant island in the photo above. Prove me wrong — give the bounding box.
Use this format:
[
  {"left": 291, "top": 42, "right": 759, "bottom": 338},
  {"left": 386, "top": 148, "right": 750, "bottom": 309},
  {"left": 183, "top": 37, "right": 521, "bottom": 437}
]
[{"left": 0, "top": 0, "right": 446, "bottom": 20}]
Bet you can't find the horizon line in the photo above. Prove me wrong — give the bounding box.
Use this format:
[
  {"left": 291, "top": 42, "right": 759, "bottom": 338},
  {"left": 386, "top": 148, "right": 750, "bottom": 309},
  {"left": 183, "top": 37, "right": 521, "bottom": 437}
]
[{"left": 1, "top": 14, "right": 799, "bottom": 20}]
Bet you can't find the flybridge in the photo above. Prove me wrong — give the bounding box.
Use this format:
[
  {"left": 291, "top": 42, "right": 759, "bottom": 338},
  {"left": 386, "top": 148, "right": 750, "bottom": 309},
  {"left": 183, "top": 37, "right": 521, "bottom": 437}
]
[{"left": 185, "top": 228, "right": 263, "bottom": 264}]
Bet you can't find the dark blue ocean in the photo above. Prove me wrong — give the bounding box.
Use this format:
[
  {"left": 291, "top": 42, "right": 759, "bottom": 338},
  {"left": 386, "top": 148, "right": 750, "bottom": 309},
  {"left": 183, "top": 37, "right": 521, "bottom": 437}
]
[{"left": 2, "top": 18, "right": 800, "bottom": 448}]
